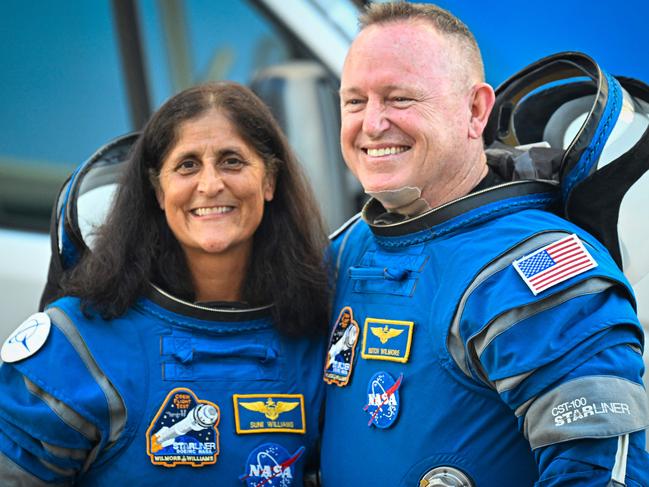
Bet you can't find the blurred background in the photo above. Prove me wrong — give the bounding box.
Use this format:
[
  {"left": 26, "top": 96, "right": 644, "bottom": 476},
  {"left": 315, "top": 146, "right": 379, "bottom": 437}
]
[{"left": 1, "top": 0, "right": 648, "bottom": 338}]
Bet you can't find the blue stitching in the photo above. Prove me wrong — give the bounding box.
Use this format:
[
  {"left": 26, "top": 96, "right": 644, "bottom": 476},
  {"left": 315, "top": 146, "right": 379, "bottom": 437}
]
[
  {"left": 376, "top": 196, "right": 555, "bottom": 248},
  {"left": 139, "top": 302, "right": 272, "bottom": 333},
  {"left": 564, "top": 73, "right": 621, "bottom": 198}
]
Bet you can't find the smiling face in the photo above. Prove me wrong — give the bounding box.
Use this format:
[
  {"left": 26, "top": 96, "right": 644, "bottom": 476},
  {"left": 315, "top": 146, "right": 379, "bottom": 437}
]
[
  {"left": 155, "top": 109, "right": 275, "bottom": 265},
  {"left": 340, "top": 20, "right": 486, "bottom": 208}
]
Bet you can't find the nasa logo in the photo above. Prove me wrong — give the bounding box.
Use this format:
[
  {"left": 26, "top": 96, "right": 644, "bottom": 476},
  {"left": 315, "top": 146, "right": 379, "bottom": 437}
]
[
  {"left": 146, "top": 388, "right": 220, "bottom": 467},
  {"left": 364, "top": 371, "right": 403, "bottom": 429},
  {"left": 1, "top": 312, "right": 51, "bottom": 363},
  {"left": 323, "top": 306, "right": 360, "bottom": 387},
  {"left": 240, "top": 443, "right": 305, "bottom": 487}
]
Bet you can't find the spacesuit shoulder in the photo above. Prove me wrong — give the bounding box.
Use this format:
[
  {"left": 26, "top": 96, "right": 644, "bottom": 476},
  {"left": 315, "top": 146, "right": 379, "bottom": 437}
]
[
  {"left": 329, "top": 212, "right": 362, "bottom": 241},
  {"left": 448, "top": 223, "right": 639, "bottom": 387},
  {"left": 1, "top": 298, "right": 121, "bottom": 437}
]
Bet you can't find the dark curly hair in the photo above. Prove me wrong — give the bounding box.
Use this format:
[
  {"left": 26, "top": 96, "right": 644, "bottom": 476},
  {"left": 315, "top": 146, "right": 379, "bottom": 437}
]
[{"left": 62, "top": 82, "right": 330, "bottom": 336}]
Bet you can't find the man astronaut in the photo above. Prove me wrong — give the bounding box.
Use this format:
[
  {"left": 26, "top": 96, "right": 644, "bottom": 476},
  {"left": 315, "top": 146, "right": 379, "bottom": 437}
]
[{"left": 320, "top": 2, "right": 649, "bottom": 486}]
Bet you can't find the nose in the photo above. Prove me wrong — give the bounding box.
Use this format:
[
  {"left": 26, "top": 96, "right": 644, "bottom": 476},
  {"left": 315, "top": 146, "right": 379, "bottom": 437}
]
[
  {"left": 197, "top": 165, "right": 224, "bottom": 196},
  {"left": 362, "top": 99, "right": 390, "bottom": 137}
]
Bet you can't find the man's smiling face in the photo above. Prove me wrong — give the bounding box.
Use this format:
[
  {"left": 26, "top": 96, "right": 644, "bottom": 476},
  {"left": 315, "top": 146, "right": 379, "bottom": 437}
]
[{"left": 339, "top": 20, "right": 477, "bottom": 208}]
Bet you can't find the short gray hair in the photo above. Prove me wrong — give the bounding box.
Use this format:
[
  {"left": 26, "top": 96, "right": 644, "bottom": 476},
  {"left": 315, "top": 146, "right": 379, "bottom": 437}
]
[{"left": 359, "top": 2, "right": 485, "bottom": 81}]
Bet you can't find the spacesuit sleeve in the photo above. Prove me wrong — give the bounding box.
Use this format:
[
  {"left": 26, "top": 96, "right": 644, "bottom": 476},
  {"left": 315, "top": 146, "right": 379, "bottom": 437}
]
[
  {"left": 450, "top": 233, "right": 649, "bottom": 485},
  {"left": 0, "top": 308, "right": 115, "bottom": 485}
]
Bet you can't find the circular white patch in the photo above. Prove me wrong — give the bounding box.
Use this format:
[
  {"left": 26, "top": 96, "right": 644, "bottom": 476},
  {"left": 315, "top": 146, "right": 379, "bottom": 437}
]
[{"left": 1, "top": 312, "right": 51, "bottom": 363}]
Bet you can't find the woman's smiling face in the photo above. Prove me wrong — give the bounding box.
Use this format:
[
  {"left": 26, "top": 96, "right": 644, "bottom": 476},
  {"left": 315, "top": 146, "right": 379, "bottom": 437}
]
[{"left": 155, "top": 109, "right": 275, "bottom": 263}]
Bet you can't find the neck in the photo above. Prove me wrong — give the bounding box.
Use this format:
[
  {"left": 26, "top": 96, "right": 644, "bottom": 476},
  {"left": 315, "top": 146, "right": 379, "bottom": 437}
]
[
  {"left": 422, "top": 151, "right": 488, "bottom": 209},
  {"left": 185, "top": 246, "right": 251, "bottom": 303}
]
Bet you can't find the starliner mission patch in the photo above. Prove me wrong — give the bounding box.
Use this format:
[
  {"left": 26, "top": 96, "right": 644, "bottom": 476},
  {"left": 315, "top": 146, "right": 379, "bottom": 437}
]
[{"left": 146, "top": 388, "right": 220, "bottom": 467}]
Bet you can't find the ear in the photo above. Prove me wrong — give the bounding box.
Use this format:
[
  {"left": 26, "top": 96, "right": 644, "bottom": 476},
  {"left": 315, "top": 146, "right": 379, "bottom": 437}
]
[
  {"left": 263, "top": 174, "right": 276, "bottom": 202},
  {"left": 148, "top": 169, "right": 165, "bottom": 210},
  {"left": 468, "top": 82, "right": 496, "bottom": 140},
  {"left": 155, "top": 187, "right": 165, "bottom": 209}
]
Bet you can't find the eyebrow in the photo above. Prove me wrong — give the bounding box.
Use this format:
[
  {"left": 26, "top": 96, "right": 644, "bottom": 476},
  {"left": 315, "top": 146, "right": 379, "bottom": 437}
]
[
  {"left": 169, "top": 146, "right": 246, "bottom": 161},
  {"left": 339, "top": 84, "right": 412, "bottom": 96}
]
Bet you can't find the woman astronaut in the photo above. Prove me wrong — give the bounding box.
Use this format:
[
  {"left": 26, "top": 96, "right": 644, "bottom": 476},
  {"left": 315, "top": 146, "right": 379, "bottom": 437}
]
[{"left": 0, "top": 82, "right": 329, "bottom": 486}]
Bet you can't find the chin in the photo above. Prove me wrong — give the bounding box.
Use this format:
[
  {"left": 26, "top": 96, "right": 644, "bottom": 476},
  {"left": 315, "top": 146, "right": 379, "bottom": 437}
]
[
  {"left": 362, "top": 178, "right": 410, "bottom": 195},
  {"left": 201, "top": 242, "right": 233, "bottom": 254}
]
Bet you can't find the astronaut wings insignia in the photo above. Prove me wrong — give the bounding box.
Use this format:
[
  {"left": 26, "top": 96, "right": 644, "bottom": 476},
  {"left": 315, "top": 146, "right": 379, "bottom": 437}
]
[
  {"left": 361, "top": 318, "right": 414, "bottom": 363},
  {"left": 240, "top": 398, "right": 299, "bottom": 420},
  {"left": 370, "top": 325, "right": 404, "bottom": 344},
  {"left": 233, "top": 394, "right": 306, "bottom": 434}
]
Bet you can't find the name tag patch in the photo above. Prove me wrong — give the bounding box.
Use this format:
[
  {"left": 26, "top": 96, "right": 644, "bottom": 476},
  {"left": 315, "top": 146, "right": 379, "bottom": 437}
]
[
  {"left": 233, "top": 394, "right": 306, "bottom": 434},
  {"left": 240, "top": 443, "right": 304, "bottom": 487},
  {"left": 323, "top": 306, "right": 360, "bottom": 387},
  {"left": 364, "top": 371, "right": 403, "bottom": 429},
  {"left": 146, "top": 388, "right": 220, "bottom": 467},
  {"left": 361, "top": 318, "right": 413, "bottom": 363}
]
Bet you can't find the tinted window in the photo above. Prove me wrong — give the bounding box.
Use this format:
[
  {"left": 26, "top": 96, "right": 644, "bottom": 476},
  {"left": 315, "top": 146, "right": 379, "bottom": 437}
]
[{"left": 0, "top": 1, "right": 131, "bottom": 230}]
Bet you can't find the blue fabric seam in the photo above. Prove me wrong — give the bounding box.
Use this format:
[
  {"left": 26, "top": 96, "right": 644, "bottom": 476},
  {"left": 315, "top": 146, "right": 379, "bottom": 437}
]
[
  {"left": 0, "top": 376, "right": 100, "bottom": 449},
  {"left": 376, "top": 196, "right": 554, "bottom": 248},
  {"left": 487, "top": 316, "right": 639, "bottom": 381},
  {"left": 138, "top": 302, "right": 272, "bottom": 333},
  {"left": 0, "top": 428, "right": 69, "bottom": 483}
]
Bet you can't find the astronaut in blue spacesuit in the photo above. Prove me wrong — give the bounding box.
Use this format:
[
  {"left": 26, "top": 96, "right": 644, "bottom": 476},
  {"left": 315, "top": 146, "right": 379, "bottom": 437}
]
[
  {"left": 0, "top": 82, "right": 329, "bottom": 486},
  {"left": 321, "top": 3, "right": 649, "bottom": 486}
]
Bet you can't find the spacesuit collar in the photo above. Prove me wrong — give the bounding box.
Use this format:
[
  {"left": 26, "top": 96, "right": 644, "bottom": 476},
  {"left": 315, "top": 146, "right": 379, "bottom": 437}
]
[
  {"left": 362, "top": 179, "right": 558, "bottom": 238},
  {"left": 146, "top": 283, "right": 274, "bottom": 322}
]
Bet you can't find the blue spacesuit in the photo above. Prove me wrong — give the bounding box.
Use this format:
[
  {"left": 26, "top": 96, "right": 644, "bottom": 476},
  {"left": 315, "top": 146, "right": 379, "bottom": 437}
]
[
  {"left": 321, "top": 180, "right": 649, "bottom": 486},
  {"left": 0, "top": 286, "right": 324, "bottom": 486}
]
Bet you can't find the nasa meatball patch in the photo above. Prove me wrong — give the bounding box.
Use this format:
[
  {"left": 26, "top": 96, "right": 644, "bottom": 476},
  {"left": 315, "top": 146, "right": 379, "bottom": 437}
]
[
  {"left": 1, "top": 312, "right": 51, "bottom": 363},
  {"left": 240, "top": 443, "right": 305, "bottom": 487},
  {"left": 323, "top": 306, "right": 360, "bottom": 387},
  {"left": 146, "top": 387, "right": 220, "bottom": 467},
  {"left": 364, "top": 371, "right": 403, "bottom": 428}
]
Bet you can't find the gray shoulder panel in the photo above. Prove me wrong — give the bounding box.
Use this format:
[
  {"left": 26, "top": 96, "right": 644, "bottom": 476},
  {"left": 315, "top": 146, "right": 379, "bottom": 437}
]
[
  {"left": 447, "top": 231, "right": 572, "bottom": 382},
  {"left": 45, "top": 307, "right": 127, "bottom": 469},
  {"left": 24, "top": 377, "right": 99, "bottom": 443},
  {"left": 328, "top": 212, "right": 362, "bottom": 241},
  {"left": 330, "top": 214, "right": 364, "bottom": 282},
  {"left": 475, "top": 277, "right": 615, "bottom": 390},
  {"left": 523, "top": 375, "right": 649, "bottom": 449},
  {"left": 0, "top": 451, "right": 69, "bottom": 486}
]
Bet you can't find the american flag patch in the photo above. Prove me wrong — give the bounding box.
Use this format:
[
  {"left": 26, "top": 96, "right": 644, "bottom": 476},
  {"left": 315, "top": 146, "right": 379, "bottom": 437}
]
[{"left": 512, "top": 234, "right": 597, "bottom": 295}]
